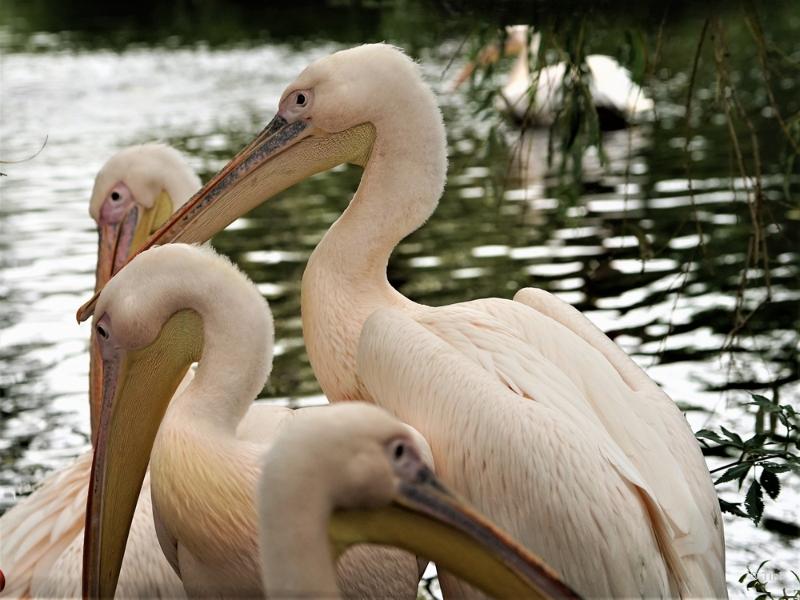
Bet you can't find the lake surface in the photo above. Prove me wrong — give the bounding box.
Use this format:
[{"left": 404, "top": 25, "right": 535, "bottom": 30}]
[{"left": 1, "top": 4, "right": 798, "bottom": 596}]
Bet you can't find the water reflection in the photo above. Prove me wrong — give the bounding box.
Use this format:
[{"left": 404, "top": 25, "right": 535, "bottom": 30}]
[{"left": 0, "top": 35, "right": 798, "bottom": 596}]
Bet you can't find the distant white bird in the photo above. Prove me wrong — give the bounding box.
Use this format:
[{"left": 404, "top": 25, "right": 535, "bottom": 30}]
[
  {"left": 454, "top": 25, "right": 654, "bottom": 128},
  {"left": 0, "top": 144, "right": 198, "bottom": 599},
  {"left": 80, "top": 44, "right": 725, "bottom": 598},
  {"left": 83, "top": 244, "right": 577, "bottom": 600}
]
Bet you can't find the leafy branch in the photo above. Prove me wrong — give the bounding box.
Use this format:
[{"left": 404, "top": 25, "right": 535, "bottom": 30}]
[
  {"left": 695, "top": 395, "right": 800, "bottom": 524},
  {"left": 739, "top": 560, "right": 800, "bottom": 600}
]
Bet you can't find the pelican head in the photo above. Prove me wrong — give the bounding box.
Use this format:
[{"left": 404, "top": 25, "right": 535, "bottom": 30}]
[
  {"left": 89, "top": 143, "right": 200, "bottom": 291},
  {"left": 87, "top": 144, "right": 201, "bottom": 437},
  {"left": 78, "top": 44, "right": 447, "bottom": 321},
  {"left": 260, "top": 402, "right": 579, "bottom": 600}
]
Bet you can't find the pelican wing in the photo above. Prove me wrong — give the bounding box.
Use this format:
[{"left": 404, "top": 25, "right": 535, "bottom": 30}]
[
  {"left": 0, "top": 453, "right": 91, "bottom": 599},
  {"left": 358, "top": 308, "right": 683, "bottom": 597},
  {"left": 0, "top": 455, "right": 184, "bottom": 599},
  {"left": 585, "top": 55, "right": 654, "bottom": 118},
  {"left": 358, "top": 302, "right": 725, "bottom": 598},
  {"left": 513, "top": 287, "right": 660, "bottom": 393},
  {"left": 0, "top": 372, "right": 197, "bottom": 599},
  {"left": 511, "top": 286, "right": 725, "bottom": 592}
]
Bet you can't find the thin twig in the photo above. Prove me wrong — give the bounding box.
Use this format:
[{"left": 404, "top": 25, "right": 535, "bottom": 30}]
[{"left": 682, "top": 18, "right": 710, "bottom": 258}]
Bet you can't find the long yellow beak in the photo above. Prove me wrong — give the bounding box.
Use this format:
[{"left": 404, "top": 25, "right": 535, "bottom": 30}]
[
  {"left": 77, "top": 118, "right": 375, "bottom": 323},
  {"left": 330, "top": 465, "right": 580, "bottom": 599},
  {"left": 89, "top": 191, "right": 175, "bottom": 441},
  {"left": 83, "top": 310, "right": 203, "bottom": 599}
]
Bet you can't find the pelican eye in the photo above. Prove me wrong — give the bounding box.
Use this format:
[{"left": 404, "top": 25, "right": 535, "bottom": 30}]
[
  {"left": 296, "top": 93, "right": 307, "bottom": 106},
  {"left": 96, "top": 323, "right": 109, "bottom": 340},
  {"left": 110, "top": 191, "right": 121, "bottom": 202},
  {"left": 392, "top": 441, "right": 405, "bottom": 461}
]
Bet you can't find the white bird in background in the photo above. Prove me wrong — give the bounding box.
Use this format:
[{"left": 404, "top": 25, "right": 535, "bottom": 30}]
[
  {"left": 0, "top": 144, "right": 199, "bottom": 599},
  {"left": 82, "top": 243, "right": 577, "bottom": 600},
  {"left": 454, "top": 25, "right": 654, "bottom": 128},
  {"left": 80, "top": 44, "right": 726, "bottom": 598}
]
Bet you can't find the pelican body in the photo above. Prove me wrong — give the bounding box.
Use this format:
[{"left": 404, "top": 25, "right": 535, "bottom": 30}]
[
  {"left": 79, "top": 44, "right": 726, "bottom": 598},
  {"left": 82, "top": 244, "right": 578, "bottom": 600},
  {"left": 455, "top": 26, "right": 654, "bottom": 128},
  {"left": 0, "top": 144, "right": 198, "bottom": 599}
]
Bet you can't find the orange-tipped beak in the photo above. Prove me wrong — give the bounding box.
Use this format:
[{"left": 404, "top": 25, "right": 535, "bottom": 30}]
[{"left": 89, "top": 191, "right": 174, "bottom": 441}]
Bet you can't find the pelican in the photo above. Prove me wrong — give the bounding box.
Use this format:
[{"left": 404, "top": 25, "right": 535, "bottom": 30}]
[
  {"left": 83, "top": 243, "right": 420, "bottom": 598},
  {"left": 0, "top": 144, "right": 198, "bottom": 598},
  {"left": 83, "top": 243, "right": 577, "bottom": 600},
  {"left": 454, "top": 25, "right": 654, "bottom": 128},
  {"left": 79, "top": 44, "right": 727, "bottom": 597},
  {"left": 258, "top": 401, "right": 580, "bottom": 599}
]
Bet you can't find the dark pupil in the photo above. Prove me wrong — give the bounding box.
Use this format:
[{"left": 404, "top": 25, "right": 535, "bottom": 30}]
[
  {"left": 296, "top": 93, "right": 306, "bottom": 105},
  {"left": 96, "top": 324, "right": 108, "bottom": 339},
  {"left": 394, "top": 443, "right": 404, "bottom": 459},
  {"left": 110, "top": 191, "right": 121, "bottom": 201}
]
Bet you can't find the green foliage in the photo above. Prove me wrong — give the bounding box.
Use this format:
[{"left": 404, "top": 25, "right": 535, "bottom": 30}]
[
  {"left": 695, "top": 394, "right": 800, "bottom": 525},
  {"left": 738, "top": 561, "right": 800, "bottom": 600}
]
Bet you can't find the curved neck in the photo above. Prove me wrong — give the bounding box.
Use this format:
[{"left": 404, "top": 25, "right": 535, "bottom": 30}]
[
  {"left": 308, "top": 92, "right": 447, "bottom": 287},
  {"left": 510, "top": 34, "right": 531, "bottom": 85},
  {"left": 169, "top": 263, "right": 273, "bottom": 432},
  {"left": 261, "top": 475, "right": 339, "bottom": 597},
  {"left": 300, "top": 104, "right": 446, "bottom": 399},
  {"left": 145, "top": 258, "right": 272, "bottom": 594}
]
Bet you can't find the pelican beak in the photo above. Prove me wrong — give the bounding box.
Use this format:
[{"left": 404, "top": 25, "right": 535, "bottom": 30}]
[
  {"left": 94, "top": 191, "right": 174, "bottom": 293},
  {"left": 83, "top": 309, "right": 202, "bottom": 599},
  {"left": 77, "top": 117, "right": 375, "bottom": 323},
  {"left": 89, "top": 191, "right": 174, "bottom": 440},
  {"left": 329, "top": 464, "right": 580, "bottom": 600}
]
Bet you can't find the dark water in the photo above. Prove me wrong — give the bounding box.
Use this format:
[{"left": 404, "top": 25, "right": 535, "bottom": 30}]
[{"left": 1, "top": 2, "right": 798, "bottom": 595}]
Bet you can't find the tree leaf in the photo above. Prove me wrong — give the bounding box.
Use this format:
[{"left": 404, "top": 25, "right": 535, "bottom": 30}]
[
  {"left": 745, "top": 480, "right": 764, "bottom": 525},
  {"left": 696, "top": 429, "right": 725, "bottom": 445},
  {"left": 759, "top": 468, "right": 781, "bottom": 500},
  {"left": 715, "top": 463, "right": 751, "bottom": 485},
  {"left": 719, "top": 498, "right": 749, "bottom": 519},
  {"left": 743, "top": 433, "right": 767, "bottom": 450},
  {"left": 760, "top": 462, "right": 792, "bottom": 474},
  {"left": 720, "top": 426, "right": 744, "bottom": 447}
]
